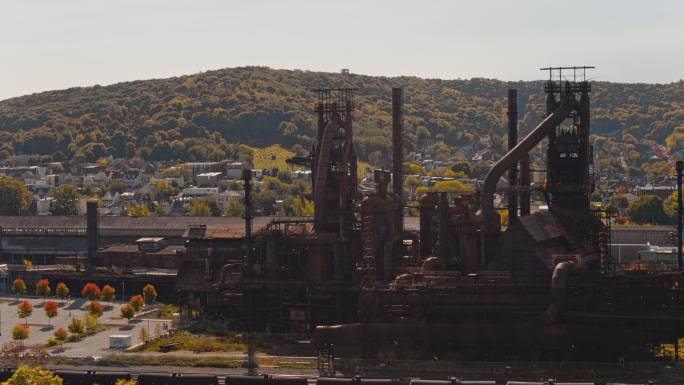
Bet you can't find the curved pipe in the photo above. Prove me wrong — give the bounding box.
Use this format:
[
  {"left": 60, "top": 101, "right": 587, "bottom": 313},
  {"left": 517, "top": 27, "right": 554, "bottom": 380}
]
[
  {"left": 545, "top": 261, "right": 576, "bottom": 324},
  {"left": 481, "top": 93, "right": 573, "bottom": 234}
]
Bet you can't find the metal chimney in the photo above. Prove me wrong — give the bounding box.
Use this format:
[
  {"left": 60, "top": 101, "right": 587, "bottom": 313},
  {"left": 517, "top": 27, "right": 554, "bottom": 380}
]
[{"left": 392, "top": 87, "right": 404, "bottom": 232}]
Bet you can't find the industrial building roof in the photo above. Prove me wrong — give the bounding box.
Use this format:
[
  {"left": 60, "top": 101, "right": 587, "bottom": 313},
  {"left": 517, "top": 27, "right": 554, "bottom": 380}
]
[{"left": 0, "top": 215, "right": 420, "bottom": 234}]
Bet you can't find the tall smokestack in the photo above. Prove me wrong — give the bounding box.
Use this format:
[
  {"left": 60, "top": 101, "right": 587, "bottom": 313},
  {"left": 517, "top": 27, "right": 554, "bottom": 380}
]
[
  {"left": 507, "top": 89, "right": 518, "bottom": 221},
  {"left": 392, "top": 87, "right": 404, "bottom": 232},
  {"left": 86, "top": 200, "right": 98, "bottom": 270}
]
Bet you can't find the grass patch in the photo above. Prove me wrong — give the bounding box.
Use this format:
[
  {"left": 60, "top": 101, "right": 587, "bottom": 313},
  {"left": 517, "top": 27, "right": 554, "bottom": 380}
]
[
  {"left": 249, "top": 145, "right": 299, "bottom": 171},
  {"left": 107, "top": 354, "right": 244, "bottom": 368},
  {"left": 155, "top": 303, "right": 179, "bottom": 319},
  {"left": 107, "top": 353, "right": 316, "bottom": 370},
  {"left": 132, "top": 331, "right": 247, "bottom": 353}
]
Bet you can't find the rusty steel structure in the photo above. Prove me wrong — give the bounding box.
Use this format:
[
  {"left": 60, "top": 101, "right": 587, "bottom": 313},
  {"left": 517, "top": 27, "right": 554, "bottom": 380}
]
[{"left": 197, "top": 72, "right": 684, "bottom": 362}]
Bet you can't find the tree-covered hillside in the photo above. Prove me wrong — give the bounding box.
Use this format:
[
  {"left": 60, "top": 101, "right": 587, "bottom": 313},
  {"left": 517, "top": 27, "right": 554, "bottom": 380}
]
[{"left": 1, "top": 66, "right": 683, "bottom": 177}]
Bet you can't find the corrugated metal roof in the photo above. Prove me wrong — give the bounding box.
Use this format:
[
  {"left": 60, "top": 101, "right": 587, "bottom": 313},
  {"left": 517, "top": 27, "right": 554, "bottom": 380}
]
[
  {"left": 0, "top": 215, "right": 420, "bottom": 233},
  {"left": 518, "top": 211, "right": 566, "bottom": 242}
]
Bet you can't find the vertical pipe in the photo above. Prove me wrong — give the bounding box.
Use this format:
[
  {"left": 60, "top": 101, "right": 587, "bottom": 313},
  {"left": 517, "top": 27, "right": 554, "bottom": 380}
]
[
  {"left": 677, "top": 160, "right": 683, "bottom": 271},
  {"left": 419, "top": 193, "right": 438, "bottom": 258},
  {"left": 520, "top": 155, "right": 531, "bottom": 215},
  {"left": 86, "top": 200, "right": 98, "bottom": 270},
  {"left": 392, "top": 87, "right": 404, "bottom": 232},
  {"left": 507, "top": 89, "right": 518, "bottom": 221},
  {"left": 438, "top": 192, "right": 450, "bottom": 265},
  {"left": 243, "top": 169, "right": 253, "bottom": 274}
]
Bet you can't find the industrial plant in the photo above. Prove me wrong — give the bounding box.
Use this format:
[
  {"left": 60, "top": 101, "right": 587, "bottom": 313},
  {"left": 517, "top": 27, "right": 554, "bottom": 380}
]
[{"left": 2, "top": 67, "right": 684, "bottom": 369}]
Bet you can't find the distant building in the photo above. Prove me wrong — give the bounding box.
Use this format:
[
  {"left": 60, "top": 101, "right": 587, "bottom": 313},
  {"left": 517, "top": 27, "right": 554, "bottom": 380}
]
[
  {"left": 196, "top": 172, "right": 222, "bottom": 187},
  {"left": 634, "top": 184, "right": 674, "bottom": 199},
  {"left": 182, "top": 187, "right": 219, "bottom": 197},
  {"left": 225, "top": 162, "right": 245, "bottom": 179}
]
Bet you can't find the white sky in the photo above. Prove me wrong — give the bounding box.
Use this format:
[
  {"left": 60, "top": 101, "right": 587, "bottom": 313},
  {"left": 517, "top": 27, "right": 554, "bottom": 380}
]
[{"left": 1, "top": 0, "right": 683, "bottom": 100}]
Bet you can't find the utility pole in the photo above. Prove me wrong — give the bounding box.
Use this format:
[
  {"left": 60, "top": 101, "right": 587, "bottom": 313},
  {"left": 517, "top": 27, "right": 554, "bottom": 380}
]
[{"left": 677, "top": 160, "right": 683, "bottom": 271}]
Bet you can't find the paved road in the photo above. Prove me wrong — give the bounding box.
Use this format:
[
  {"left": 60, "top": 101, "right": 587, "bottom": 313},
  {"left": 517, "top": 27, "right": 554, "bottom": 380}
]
[{"left": 0, "top": 296, "right": 171, "bottom": 357}]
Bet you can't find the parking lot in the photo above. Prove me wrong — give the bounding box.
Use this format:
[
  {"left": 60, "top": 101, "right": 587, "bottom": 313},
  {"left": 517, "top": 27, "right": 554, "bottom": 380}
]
[{"left": 0, "top": 296, "right": 171, "bottom": 357}]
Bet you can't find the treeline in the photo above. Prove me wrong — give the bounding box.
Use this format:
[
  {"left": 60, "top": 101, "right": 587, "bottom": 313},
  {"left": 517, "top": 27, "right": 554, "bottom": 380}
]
[{"left": 1, "top": 66, "right": 684, "bottom": 176}]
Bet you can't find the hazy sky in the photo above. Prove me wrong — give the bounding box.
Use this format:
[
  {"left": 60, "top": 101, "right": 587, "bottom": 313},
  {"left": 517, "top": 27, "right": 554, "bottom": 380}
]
[{"left": 1, "top": 0, "right": 683, "bottom": 100}]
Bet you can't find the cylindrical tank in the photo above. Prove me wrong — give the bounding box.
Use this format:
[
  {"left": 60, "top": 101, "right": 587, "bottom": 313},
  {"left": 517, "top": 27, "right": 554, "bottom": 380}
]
[
  {"left": 361, "top": 194, "right": 388, "bottom": 281},
  {"left": 419, "top": 192, "right": 438, "bottom": 258}
]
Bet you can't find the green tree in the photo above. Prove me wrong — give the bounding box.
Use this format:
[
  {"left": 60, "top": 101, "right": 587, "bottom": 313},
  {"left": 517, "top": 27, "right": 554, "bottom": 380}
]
[
  {"left": 126, "top": 202, "right": 150, "bottom": 217},
  {"left": 68, "top": 318, "right": 84, "bottom": 337},
  {"left": 101, "top": 284, "right": 116, "bottom": 301},
  {"left": 35, "top": 279, "right": 51, "bottom": 298},
  {"left": 56, "top": 282, "right": 69, "bottom": 301},
  {"left": 129, "top": 294, "right": 145, "bottom": 311},
  {"left": 11, "top": 278, "right": 27, "bottom": 297},
  {"left": 81, "top": 282, "right": 101, "bottom": 300},
  {"left": 51, "top": 184, "right": 80, "bottom": 215},
  {"left": 0, "top": 176, "right": 31, "bottom": 214},
  {"left": 87, "top": 301, "right": 104, "bottom": 318},
  {"left": 143, "top": 284, "right": 158, "bottom": 304},
  {"left": 12, "top": 324, "right": 30, "bottom": 341},
  {"left": 432, "top": 179, "right": 472, "bottom": 193},
  {"left": 54, "top": 327, "right": 67, "bottom": 341},
  {"left": 5, "top": 365, "right": 62, "bottom": 385},
  {"left": 120, "top": 304, "right": 135, "bottom": 322},
  {"left": 189, "top": 198, "right": 217, "bottom": 216},
  {"left": 663, "top": 191, "right": 681, "bottom": 223},
  {"left": 17, "top": 300, "right": 33, "bottom": 325},
  {"left": 44, "top": 300, "right": 58, "bottom": 325},
  {"left": 225, "top": 199, "right": 245, "bottom": 217},
  {"left": 627, "top": 195, "right": 669, "bottom": 225}
]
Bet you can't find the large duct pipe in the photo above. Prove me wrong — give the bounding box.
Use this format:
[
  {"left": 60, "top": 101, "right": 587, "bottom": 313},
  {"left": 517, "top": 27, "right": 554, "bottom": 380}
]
[
  {"left": 392, "top": 87, "right": 404, "bottom": 232},
  {"left": 507, "top": 89, "right": 518, "bottom": 221},
  {"left": 481, "top": 88, "right": 573, "bottom": 235},
  {"left": 86, "top": 200, "right": 98, "bottom": 270},
  {"left": 546, "top": 261, "right": 576, "bottom": 324}
]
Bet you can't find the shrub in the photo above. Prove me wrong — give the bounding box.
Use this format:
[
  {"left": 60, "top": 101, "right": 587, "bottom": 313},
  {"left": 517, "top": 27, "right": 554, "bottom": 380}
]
[
  {"left": 17, "top": 300, "right": 33, "bottom": 323},
  {"left": 11, "top": 278, "right": 27, "bottom": 296},
  {"left": 12, "top": 324, "right": 29, "bottom": 340},
  {"left": 87, "top": 300, "right": 103, "bottom": 317},
  {"left": 101, "top": 284, "right": 116, "bottom": 301},
  {"left": 143, "top": 284, "right": 157, "bottom": 304},
  {"left": 68, "top": 318, "right": 84, "bottom": 336},
  {"left": 81, "top": 283, "right": 101, "bottom": 300},
  {"left": 56, "top": 282, "right": 69, "bottom": 300},
  {"left": 47, "top": 337, "right": 60, "bottom": 347},
  {"left": 130, "top": 295, "right": 144, "bottom": 311},
  {"left": 4, "top": 365, "right": 62, "bottom": 385},
  {"left": 44, "top": 300, "right": 58, "bottom": 324},
  {"left": 84, "top": 314, "right": 98, "bottom": 336},
  {"left": 66, "top": 334, "right": 80, "bottom": 343},
  {"left": 120, "top": 304, "right": 135, "bottom": 321},
  {"left": 35, "top": 279, "right": 51, "bottom": 297},
  {"left": 54, "top": 327, "right": 67, "bottom": 341}
]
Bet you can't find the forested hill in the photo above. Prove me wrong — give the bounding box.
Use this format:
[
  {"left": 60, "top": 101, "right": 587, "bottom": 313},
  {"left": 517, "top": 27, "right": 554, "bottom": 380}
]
[{"left": 1, "top": 66, "right": 684, "bottom": 177}]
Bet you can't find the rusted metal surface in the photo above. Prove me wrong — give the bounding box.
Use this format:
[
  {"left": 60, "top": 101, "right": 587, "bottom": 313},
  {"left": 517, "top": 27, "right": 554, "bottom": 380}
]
[{"left": 507, "top": 89, "right": 518, "bottom": 221}]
